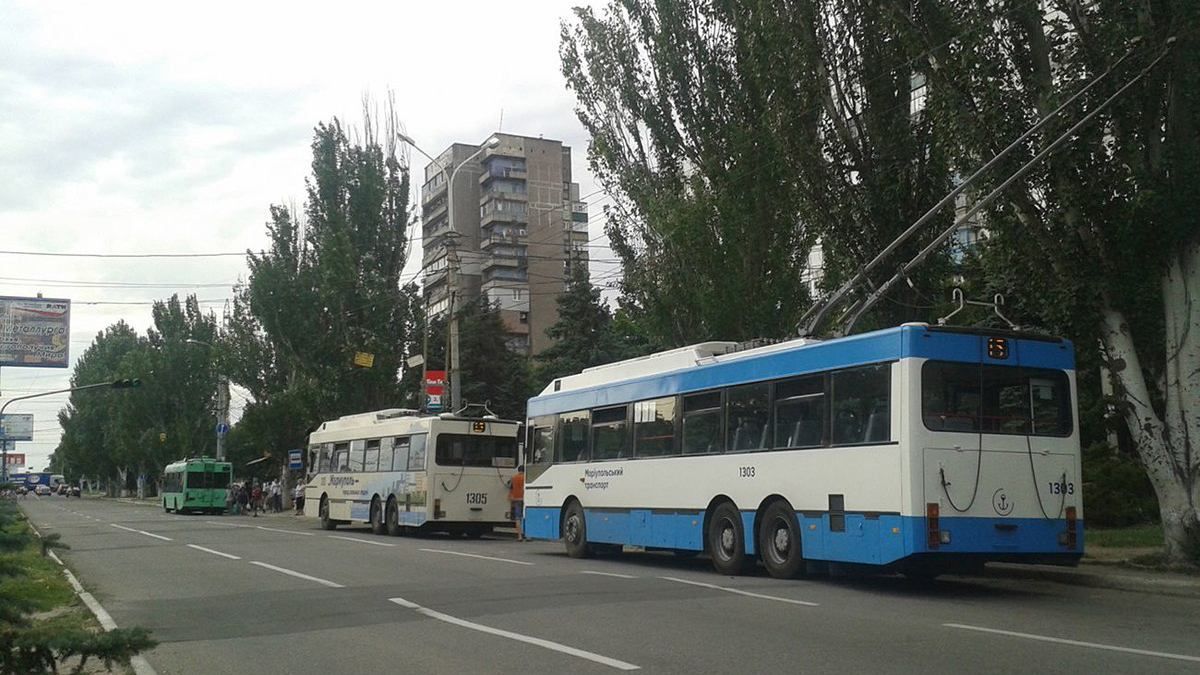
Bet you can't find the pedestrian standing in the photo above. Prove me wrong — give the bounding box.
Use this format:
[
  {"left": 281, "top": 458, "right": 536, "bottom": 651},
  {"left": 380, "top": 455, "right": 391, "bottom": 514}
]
[
  {"left": 225, "top": 485, "right": 236, "bottom": 515},
  {"left": 271, "top": 480, "right": 282, "bottom": 513},
  {"left": 509, "top": 464, "right": 525, "bottom": 541},
  {"left": 293, "top": 481, "right": 305, "bottom": 515},
  {"left": 251, "top": 481, "right": 263, "bottom": 517},
  {"left": 237, "top": 483, "right": 249, "bottom": 515}
]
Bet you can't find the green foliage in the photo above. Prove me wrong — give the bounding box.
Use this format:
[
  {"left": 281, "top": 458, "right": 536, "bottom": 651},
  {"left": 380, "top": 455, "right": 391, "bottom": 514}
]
[
  {"left": 1086, "top": 523, "right": 1164, "bottom": 549},
  {"left": 53, "top": 296, "right": 220, "bottom": 490},
  {"left": 562, "top": 0, "right": 955, "bottom": 345},
  {"left": 1082, "top": 442, "right": 1160, "bottom": 528},
  {"left": 223, "top": 107, "right": 421, "bottom": 462},
  {"left": 448, "top": 299, "right": 533, "bottom": 421},
  {"left": 0, "top": 502, "right": 155, "bottom": 673},
  {"left": 533, "top": 262, "right": 653, "bottom": 388}
]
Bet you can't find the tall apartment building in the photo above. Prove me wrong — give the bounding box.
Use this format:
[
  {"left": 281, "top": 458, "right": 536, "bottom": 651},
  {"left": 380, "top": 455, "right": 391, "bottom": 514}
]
[{"left": 420, "top": 133, "right": 589, "bottom": 355}]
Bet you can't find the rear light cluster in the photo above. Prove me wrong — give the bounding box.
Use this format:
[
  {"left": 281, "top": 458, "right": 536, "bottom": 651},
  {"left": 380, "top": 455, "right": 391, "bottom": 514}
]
[
  {"left": 1059, "top": 506, "right": 1078, "bottom": 548},
  {"left": 926, "top": 503, "right": 941, "bottom": 549}
]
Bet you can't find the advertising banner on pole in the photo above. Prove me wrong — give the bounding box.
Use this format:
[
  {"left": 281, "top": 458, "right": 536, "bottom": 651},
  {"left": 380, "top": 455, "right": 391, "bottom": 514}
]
[
  {"left": 0, "top": 296, "right": 71, "bottom": 368},
  {"left": 425, "top": 370, "right": 446, "bottom": 412},
  {"left": 3, "top": 453, "right": 25, "bottom": 467},
  {"left": 0, "top": 414, "right": 34, "bottom": 441}
]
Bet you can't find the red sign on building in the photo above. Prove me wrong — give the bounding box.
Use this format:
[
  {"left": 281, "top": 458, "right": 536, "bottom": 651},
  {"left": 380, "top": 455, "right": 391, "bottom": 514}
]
[
  {"left": 425, "top": 370, "right": 447, "bottom": 412},
  {"left": 4, "top": 453, "right": 25, "bottom": 467}
]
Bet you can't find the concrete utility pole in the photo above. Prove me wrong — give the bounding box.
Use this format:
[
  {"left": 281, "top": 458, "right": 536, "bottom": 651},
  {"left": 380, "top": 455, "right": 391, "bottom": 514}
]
[{"left": 445, "top": 236, "right": 462, "bottom": 412}]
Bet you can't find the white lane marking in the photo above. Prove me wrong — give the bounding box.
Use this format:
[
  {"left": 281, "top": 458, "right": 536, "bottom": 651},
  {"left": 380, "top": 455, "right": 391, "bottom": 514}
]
[
  {"left": 187, "top": 544, "right": 241, "bottom": 560},
  {"left": 660, "top": 577, "right": 819, "bottom": 607},
  {"left": 580, "top": 570, "right": 638, "bottom": 579},
  {"left": 256, "top": 525, "right": 314, "bottom": 536},
  {"left": 249, "top": 561, "right": 344, "bottom": 588},
  {"left": 330, "top": 535, "right": 395, "bottom": 547},
  {"left": 109, "top": 523, "right": 172, "bottom": 541},
  {"left": 205, "top": 520, "right": 252, "bottom": 528},
  {"left": 944, "top": 623, "right": 1200, "bottom": 664},
  {"left": 389, "top": 597, "right": 639, "bottom": 670},
  {"left": 419, "top": 548, "right": 534, "bottom": 566}
]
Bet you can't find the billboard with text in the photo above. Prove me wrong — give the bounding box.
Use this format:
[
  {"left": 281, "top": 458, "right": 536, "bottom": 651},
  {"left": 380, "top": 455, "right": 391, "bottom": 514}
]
[
  {"left": 0, "top": 414, "right": 34, "bottom": 441},
  {"left": 0, "top": 296, "right": 71, "bottom": 367}
]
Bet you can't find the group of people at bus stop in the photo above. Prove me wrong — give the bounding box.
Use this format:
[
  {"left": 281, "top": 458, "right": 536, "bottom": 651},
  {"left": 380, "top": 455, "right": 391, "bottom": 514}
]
[{"left": 225, "top": 479, "right": 286, "bottom": 516}]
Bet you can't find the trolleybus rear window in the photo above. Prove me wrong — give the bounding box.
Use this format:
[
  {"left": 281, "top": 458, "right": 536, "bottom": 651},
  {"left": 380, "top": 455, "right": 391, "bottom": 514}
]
[
  {"left": 922, "top": 361, "right": 1072, "bottom": 437},
  {"left": 435, "top": 434, "right": 517, "bottom": 467}
]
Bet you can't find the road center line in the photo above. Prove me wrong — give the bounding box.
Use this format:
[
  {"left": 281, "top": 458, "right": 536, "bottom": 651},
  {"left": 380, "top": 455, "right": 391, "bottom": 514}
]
[
  {"left": 660, "top": 576, "right": 819, "bottom": 607},
  {"left": 256, "top": 525, "right": 315, "bottom": 536},
  {"left": 329, "top": 535, "right": 395, "bottom": 547},
  {"left": 580, "top": 570, "right": 638, "bottom": 579},
  {"left": 205, "top": 520, "right": 253, "bottom": 528},
  {"left": 418, "top": 548, "right": 534, "bottom": 566},
  {"left": 110, "top": 523, "right": 172, "bottom": 541},
  {"left": 187, "top": 544, "right": 241, "bottom": 560},
  {"left": 249, "top": 561, "right": 344, "bottom": 588},
  {"left": 943, "top": 623, "right": 1200, "bottom": 664},
  {"left": 388, "top": 597, "right": 639, "bottom": 670}
]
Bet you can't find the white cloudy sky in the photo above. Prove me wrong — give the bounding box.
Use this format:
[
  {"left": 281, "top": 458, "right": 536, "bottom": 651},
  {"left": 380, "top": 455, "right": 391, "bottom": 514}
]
[{"left": 0, "top": 0, "right": 620, "bottom": 472}]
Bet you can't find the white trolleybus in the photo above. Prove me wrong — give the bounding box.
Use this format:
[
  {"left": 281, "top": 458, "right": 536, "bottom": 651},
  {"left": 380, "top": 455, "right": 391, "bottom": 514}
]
[
  {"left": 523, "top": 324, "right": 1082, "bottom": 578},
  {"left": 302, "top": 407, "right": 521, "bottom": 538}
]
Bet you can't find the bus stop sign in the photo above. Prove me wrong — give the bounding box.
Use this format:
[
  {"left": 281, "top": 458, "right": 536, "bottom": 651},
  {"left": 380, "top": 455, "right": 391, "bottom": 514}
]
[{"left": 287, "top": 449, "right": 303, "bottom": 471}]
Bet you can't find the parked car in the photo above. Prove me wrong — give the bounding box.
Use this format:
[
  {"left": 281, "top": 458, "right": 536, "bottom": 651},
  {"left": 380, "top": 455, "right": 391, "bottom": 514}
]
[{"left": 35, "top": 485, "right": 51, "bottom": 496}]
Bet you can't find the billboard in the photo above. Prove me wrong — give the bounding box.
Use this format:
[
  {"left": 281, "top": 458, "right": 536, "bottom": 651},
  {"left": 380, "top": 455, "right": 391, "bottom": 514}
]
[
  {"left": 0, "top": 296, "right": 71, "bottom": 368},
  {"left": 3, "top": 453, "right": 25, "bottom": 467},
  {"left": 0, "top": 414, "right": 33, "bottom": 441},
  {"left": 425, "top": 370, "right": 446, "bottom": 412}
]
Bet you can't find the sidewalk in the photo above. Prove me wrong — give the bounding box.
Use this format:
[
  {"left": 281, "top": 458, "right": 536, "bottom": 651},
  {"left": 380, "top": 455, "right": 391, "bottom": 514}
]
[{"left": 980, "top": 561, "right": 1200, "bottom": 599}]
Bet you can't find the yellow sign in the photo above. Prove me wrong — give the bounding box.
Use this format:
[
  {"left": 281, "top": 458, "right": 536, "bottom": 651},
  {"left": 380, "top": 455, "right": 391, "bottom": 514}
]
[
  {"left": 472, "top": 421, "right": 487, "bottom": 433},
  {"left": 353, "top": 352, "right": 375, "bottom": 368}
]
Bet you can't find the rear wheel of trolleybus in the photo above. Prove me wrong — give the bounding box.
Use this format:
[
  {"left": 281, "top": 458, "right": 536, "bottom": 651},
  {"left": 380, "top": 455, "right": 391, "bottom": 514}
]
[
  {"left": 562, "top": 501, "right": 591, "bottom": 558},
  {"left": 708, "top": 501, "right": 752, "bottom": 575},
  {"left": 385, "top": 498, "right": 402, "bottom": 536},
  {"left": 319, "top": 495, "right": 337, "bottom": 530},
  {"left": 758, "top": 500, "right": 805, "bottom": 579},
  {"left": 369, "top": 497, "right": 385, "bottom": 535}
]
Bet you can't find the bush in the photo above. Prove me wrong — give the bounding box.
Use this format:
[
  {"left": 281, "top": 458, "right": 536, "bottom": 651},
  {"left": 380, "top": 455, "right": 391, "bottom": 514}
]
[{"left": 1081, "top": 442, "right": 1159, "bottom": 527}]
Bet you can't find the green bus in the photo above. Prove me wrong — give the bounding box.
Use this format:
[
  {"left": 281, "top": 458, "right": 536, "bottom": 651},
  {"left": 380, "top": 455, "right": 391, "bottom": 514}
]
[{"left": 162, "top": 458, "right": 232, "bottom": 514}]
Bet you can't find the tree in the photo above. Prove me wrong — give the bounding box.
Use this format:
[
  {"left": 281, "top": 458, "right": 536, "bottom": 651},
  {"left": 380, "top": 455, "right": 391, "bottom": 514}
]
[
  {"left": 223, "top": 105, "right": 421, "bottom": 462},
  {"left": 912, "top": 0, "right": 1199, "bottom": 562},
  {"left": 561, "top": 1, "right": 955, "bottom": 345},
  {"left": 534, "top": 261, "right": 649, "bottom": 388}
]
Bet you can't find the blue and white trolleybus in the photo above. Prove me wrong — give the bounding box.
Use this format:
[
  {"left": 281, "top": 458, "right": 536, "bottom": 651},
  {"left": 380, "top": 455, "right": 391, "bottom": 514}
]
[{"left": 523, "top": 323, "right": 1082, "bottom": 578}]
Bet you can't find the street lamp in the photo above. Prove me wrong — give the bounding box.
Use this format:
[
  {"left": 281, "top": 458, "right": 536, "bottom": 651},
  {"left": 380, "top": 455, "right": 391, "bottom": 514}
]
[
  {"left": 184, "top": 339, "right": 228, "bottom": 461},
  {"left": 396, "top": 132, "right": 501, "bottom": 413},
  {"left": 0, "top": 379, "right": 141, "bottom": 484}
]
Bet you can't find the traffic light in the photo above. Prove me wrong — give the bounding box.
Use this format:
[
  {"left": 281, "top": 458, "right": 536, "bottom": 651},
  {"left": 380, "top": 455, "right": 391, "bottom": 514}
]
[{"left": 111, "top": 378, "right": 141, "bottom": 389}]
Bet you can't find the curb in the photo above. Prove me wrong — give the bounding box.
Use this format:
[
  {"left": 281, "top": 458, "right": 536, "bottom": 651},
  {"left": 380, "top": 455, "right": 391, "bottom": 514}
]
[{"left": 980, "top": 562, "right": 1200, "bottom": 599}]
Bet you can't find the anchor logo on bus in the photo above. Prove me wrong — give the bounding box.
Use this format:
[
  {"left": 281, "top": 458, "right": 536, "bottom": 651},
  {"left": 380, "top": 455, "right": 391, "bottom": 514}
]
[{"left": 992, "top": 488, "right": 1014, "bottom": 516}]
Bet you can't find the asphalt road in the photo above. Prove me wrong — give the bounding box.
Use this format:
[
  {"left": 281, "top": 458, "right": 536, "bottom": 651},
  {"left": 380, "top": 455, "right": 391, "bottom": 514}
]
[{"left": 18, "top": 495, "right": 1200, "bottom": 674}]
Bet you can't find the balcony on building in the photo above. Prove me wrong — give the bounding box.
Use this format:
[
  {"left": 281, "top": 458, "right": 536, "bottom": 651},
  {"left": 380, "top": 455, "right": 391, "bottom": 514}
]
[
  {"left": 480, "top": 199, "right": 528, "bottom": 229},
  {"left": 422, "top": 175, "right": 448, "bottom": 204},
  {"left": 479, "top": 163, "right": 528, "bottom": 184}
]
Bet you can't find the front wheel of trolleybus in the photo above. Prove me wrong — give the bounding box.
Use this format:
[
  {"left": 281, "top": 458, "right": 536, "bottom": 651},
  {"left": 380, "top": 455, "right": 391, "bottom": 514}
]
[
  {"left": 759, "top": 500, "right": 805, "bottom": 579},
  {"left": 319, "top": 495, "right": 337, "bottom": 531},
  {"left": 563, "top": 501, "right": 591, "bottom": 558}
]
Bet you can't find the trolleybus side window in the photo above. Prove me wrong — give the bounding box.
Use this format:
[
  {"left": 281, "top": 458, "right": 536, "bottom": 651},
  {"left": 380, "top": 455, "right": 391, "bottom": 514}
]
[
  {"left": 830, "top": 364, "right": 891, "bottom": 445},
  {"left": 317, "top": 444, "right": 333, "bottom": 473},
  {"left": 333, "top": 443, "right": 350, "bottom": 471},
  {"left": 379, "top": 437, "right": 395, "bottom": 472},
  {"left": 164, "top": 471, "right": 182, "bottom": 493},
  {"left": 727, "top": 383, "right": 770, "bottom": 452},
  {"left": 528, "top": 424, "right": 555, "bottom": 480},
  {"left": 1029, "top": 373, "right": 1072, "bottom": 436},
  {"left": 364, "top": 439, "right": 381, "bottom": 472},
  {"left": 773, "top": 375, "right": 826, "bottom": 449},
  {"left": 559, "top": 411, "right": 590, "bottom": 462},
  {"left": 682, "top": 391, "right": 722, "bottom": 455},
  {"left": 634, "top": 397, "right": 677, "bottom": 457},
  {"left": 407, "top": 434, "right": 428, "bottom": 470},
  {"left": 348, "top": 440, "right": 366, "bottom": 471},
  {"left": 592, "top": 406, "right": 629, "bottom": 460}
]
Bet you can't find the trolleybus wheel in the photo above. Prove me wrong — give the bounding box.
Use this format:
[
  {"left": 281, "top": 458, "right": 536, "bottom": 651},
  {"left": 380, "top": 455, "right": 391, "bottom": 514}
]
[
  {"left": 464, "top": 525, "right": 490, "bottom": 539},
  {"left": 759, "top": 500, "right": 804, "bottom": 579},
  {"left": 319, "top": 496, "right": 337, "bottom": 531},
  {"left": 708, "top": 502, "right": 751, "bottom": 575},
  {"left": 562, "top": 501, "right": 591, "bottom": 559},
  {"left": 369, "top": 497, "right": 385, "bottom": 535},
  {"left": 385, "top": 498, "right": 401, "bottom": 536}
]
